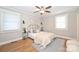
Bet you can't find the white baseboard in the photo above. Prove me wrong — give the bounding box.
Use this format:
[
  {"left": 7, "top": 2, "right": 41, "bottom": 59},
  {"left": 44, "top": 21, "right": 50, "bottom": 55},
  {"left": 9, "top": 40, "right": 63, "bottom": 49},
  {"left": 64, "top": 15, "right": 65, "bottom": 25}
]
[
  {"left": 0, "top": 37, "right": 22, "bottom": 46},
  {"left": 55, "top": 34, "right": 76, "bottom": 40}
]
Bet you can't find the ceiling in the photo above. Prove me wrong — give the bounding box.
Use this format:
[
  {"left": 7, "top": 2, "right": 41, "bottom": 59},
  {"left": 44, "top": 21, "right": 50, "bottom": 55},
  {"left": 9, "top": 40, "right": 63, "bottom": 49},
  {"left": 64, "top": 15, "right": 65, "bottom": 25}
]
[{"left": 0, "top": 6, "right": 78, "bottom": 15}]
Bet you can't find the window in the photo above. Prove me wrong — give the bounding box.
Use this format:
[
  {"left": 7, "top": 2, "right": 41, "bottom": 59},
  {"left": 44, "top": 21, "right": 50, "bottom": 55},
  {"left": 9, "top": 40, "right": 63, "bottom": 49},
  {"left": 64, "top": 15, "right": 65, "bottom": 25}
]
[
  {"left": 55, "top": 14, "right": 67, "bottom": 29},
  {"left": 3, "top": 12, "right": 20, "bottom": 31},
  {"left": 0, "top": 8, "right": 21, "bottom": 33}
]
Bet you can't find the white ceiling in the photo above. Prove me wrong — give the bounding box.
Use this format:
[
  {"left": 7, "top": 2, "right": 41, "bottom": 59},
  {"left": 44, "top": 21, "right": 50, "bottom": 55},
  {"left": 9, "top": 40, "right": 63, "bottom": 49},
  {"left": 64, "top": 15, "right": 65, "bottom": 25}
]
[{"left": 0, "top": 6, "right": 78, "bottom": 15}]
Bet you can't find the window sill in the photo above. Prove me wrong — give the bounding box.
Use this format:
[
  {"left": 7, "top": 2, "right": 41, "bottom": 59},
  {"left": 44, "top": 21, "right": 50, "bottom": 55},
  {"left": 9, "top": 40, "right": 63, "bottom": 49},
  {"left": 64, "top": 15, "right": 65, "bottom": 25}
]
[
  {"left": 55, "top": 28, "right": 68, "bottom": 31},
  {"left": 0, "top": 30, "right": 22, "bottom": 34}
]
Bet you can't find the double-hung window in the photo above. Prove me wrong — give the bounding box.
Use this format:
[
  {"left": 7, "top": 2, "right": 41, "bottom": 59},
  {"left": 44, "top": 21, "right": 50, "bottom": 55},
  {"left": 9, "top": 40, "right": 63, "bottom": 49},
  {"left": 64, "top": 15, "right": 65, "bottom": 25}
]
[
  {"left": 0, "top": 9, "right": 20, "bottom": 32},
  {"left": 55, "top": 14, "right": 68, "bottom": 30},
  {"left": 3, "top": 12, "right": 20, "bottom": 31}
]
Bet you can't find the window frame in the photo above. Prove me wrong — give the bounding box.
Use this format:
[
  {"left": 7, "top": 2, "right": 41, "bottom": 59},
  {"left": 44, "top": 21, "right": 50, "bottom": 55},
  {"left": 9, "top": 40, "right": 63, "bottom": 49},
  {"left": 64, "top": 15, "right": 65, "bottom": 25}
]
[
  {"left": 0, "top": 8, "right": 21, "bottom": 33},
  {"left": 55, "top": 14, "right": 68, "bottom": 30}
]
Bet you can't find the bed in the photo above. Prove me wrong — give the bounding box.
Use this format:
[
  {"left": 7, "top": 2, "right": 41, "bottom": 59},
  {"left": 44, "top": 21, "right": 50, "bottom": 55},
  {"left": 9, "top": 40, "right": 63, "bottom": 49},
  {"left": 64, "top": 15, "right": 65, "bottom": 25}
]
[
  {"left": 27, "top": 24, "right": 56, "bottom": 48},
  {"left": 26, "top": 24, "right": 70, "bottom": 51}
]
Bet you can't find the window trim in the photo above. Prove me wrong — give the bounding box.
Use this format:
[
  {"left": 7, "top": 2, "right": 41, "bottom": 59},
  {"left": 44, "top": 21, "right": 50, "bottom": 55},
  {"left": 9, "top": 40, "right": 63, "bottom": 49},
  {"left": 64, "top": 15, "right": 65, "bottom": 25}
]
[
  {"left": 55, "top": 14, "right": 68, "bottom": 30},
  {"left": 0, "top": 8, "right": 21, "bottom": 33}
]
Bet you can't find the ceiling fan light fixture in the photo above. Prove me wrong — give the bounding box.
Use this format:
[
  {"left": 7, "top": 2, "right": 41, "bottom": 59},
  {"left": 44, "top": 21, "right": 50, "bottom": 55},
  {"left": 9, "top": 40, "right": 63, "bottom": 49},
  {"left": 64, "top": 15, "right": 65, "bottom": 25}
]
[
  {"left": 34, "top": 6, "right": 52, "bottom": 15},
  {"left": 40, "top": 10, "right": 45, "bottom": 14},
  {"left": 35, "top": 8, "right": 40, "bottom": 11}
]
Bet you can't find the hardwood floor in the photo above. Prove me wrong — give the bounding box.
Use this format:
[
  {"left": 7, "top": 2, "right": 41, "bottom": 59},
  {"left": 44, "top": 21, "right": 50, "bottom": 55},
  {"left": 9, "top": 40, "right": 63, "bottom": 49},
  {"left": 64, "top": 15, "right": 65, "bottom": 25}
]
[{"left": 0, "top": 38, "right": 37, "bottom": 52}]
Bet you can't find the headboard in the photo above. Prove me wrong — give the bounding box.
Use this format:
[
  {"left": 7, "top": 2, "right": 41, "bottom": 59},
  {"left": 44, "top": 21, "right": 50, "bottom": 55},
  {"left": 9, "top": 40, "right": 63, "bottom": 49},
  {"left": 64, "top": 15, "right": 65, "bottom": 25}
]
[{"left": 27, "top": 24, "right": 41, "bottom": 33}]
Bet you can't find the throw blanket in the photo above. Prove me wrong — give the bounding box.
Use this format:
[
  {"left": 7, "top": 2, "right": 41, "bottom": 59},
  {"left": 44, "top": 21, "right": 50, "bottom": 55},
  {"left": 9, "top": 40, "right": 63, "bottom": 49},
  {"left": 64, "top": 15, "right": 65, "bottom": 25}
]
[{"left": 34, "top": 32, "right": 55, "bottom": 48}]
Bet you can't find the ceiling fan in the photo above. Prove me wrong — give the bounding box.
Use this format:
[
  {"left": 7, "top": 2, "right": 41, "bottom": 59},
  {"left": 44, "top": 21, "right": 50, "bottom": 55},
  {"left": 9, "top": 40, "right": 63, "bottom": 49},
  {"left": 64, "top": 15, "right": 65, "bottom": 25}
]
[{"left": 34, "top": 6, "right": 52, "bottom": 15}]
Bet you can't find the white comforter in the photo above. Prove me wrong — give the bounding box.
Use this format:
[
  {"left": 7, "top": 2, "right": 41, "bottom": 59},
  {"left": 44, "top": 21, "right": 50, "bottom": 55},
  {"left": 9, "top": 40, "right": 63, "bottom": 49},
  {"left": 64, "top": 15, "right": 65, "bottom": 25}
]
[{"left": 33, "top": 32, "right": 55, "bottom": 48}]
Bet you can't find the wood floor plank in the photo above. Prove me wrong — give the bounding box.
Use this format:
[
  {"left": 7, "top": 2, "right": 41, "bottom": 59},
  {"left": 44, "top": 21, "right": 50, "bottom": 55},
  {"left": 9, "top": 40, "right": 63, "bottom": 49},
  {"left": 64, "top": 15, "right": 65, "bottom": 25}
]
[{"left": 0, "top": 38, "right": 37, "bottom": 52}]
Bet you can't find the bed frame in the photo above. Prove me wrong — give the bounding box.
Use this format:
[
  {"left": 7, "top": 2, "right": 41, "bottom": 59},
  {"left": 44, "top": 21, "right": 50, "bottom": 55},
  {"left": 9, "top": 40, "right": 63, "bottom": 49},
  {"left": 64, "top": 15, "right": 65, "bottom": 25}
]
[
  {"left": 26, "top": 24, "right": 70, "bottom": 52},
  {"left": 27, "top": 24, "right": 41, "bottom": 33}
]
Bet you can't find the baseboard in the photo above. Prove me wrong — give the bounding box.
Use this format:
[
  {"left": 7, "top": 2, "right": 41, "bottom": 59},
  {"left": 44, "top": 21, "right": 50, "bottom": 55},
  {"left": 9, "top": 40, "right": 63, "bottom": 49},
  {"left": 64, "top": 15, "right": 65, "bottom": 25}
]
[
  {"left": 0, "top": 37, "right": 22, "bottom": 46},
  {"left": 55, "top": 35, "right": 76, "bottom": 40}
]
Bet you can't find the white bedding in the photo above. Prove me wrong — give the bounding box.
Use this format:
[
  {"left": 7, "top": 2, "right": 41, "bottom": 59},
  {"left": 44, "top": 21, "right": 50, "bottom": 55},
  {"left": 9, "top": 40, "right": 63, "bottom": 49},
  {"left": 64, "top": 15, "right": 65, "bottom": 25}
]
[
  {"left": 29, "top": 32, "right": 55, "bottom": 48},
  {"left": 33, "top": 38, "right": 66, "bottom": 52}
]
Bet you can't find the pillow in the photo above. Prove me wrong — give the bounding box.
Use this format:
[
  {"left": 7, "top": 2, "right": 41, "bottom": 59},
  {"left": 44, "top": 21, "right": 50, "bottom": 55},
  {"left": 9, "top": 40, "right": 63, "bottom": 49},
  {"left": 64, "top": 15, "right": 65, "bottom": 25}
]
[{"left": 32, "top": 29, "right": 40, "bottom": 33}]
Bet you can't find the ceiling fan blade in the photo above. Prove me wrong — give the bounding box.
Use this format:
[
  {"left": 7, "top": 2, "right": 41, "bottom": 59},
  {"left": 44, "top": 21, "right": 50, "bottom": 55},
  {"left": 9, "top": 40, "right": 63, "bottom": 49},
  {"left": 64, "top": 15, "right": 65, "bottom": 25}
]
[
  {"left": 35, "top": 6, "right": 40, "bottom": 9},
  {"left": 33, "top": 11, "right": 39, "bottom": 13},
  {"left": 46, "top": 6, "right": 52, "bottom": 9},
  {"left": 45, "top": 11, "right": 51, "bottom": 13}
]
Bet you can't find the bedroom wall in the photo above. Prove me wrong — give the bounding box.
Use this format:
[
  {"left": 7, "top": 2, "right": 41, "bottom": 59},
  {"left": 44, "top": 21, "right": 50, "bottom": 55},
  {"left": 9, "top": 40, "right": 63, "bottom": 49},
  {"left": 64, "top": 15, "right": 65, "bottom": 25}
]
[
  {"left": 77, "top": 10, "right": 79, "bottom": 40},
  {"left": 43, "top": 15, "right": 54, "bottom": 32},
  {"left": 22, "top": 14, "right": 41, "bottom": 29},
  {"left": 0, "top": 8, "right": 40, "bottom": 45},
  {"left": 0, "top": 8, "right": 22, "bottom": 45},
  {"left": 43, "top": 11, "right": 77, "bottom": 39}
]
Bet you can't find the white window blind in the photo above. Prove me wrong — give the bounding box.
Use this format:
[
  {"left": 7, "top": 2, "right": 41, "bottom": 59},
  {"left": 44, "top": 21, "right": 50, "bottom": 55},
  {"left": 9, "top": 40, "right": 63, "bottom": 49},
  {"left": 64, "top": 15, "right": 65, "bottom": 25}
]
[
  {"left": 3, "top": 13, "right": 20, "bottom": 30},
  {"left": 55, "top": 15, "right": 67, "bottom": 29}
]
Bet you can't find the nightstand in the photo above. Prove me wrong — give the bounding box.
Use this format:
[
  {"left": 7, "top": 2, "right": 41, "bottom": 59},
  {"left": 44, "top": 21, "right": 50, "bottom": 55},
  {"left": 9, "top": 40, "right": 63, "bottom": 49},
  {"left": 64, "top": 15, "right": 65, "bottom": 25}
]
[{"left": 22, "top": 32, "right": 28, "bottom": 40}]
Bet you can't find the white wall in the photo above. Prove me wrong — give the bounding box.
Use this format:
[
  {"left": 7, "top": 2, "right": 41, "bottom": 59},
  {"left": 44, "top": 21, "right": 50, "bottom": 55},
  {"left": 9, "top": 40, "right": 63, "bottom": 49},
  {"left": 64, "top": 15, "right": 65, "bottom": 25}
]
[
  {"left": 78, "top": 15, "right": 79, "bottom": 40},
  {"left": 0, "top": 7, "right": 78, "bottom": 45},
  {"left": 43, "top": 15, "right": 54, "bottom": 32},
  {"left": 43, "top": 11, "right": 77, "bottom": 39},
  {"left": 0, "top": 8, "right": 41, "bottom": 45},
  {"left": 21, "top": 14, "right": 41, "bottom": 29},
  {"left": 77, "top": 10, "right": 79, "bottom": 40},
  {"left": 0, "top": 8, "right": 22, "bottom": 45}
]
